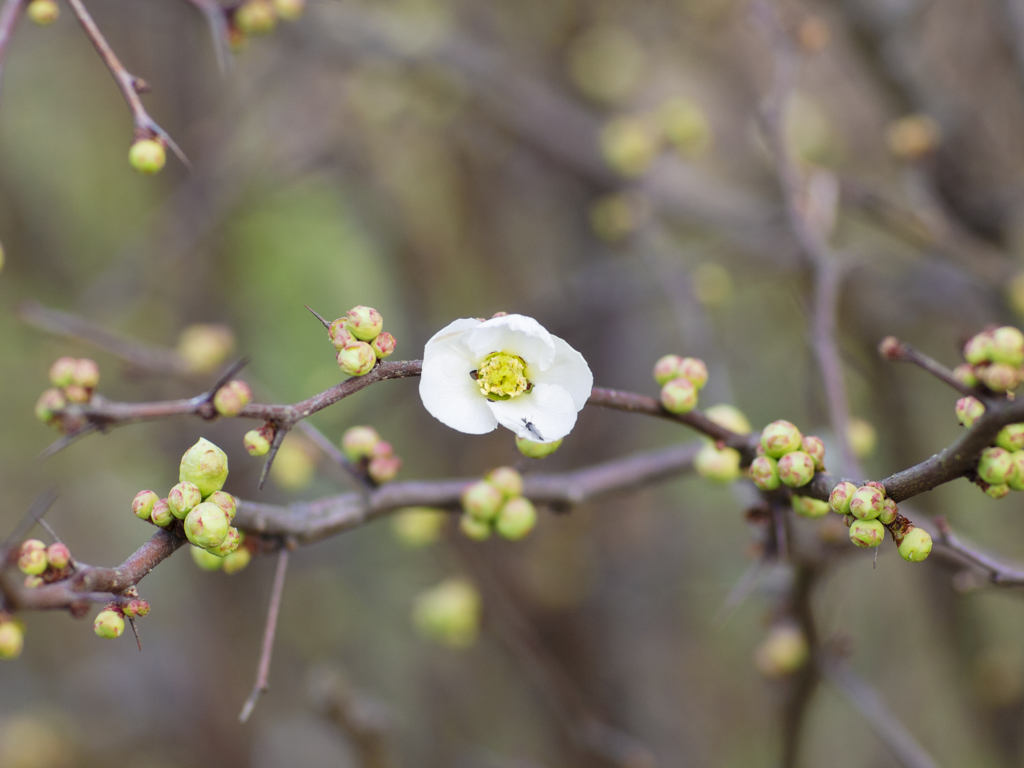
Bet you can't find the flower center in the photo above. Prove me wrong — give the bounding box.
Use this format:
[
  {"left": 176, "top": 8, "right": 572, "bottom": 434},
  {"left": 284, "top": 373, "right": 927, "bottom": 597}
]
[{"left": 476, "top": 352, "right": 529, "bottom": 400}]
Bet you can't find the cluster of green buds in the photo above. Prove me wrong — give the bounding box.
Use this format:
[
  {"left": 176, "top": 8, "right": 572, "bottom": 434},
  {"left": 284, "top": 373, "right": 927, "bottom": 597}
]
[
  {"left": 16, "top": 539, "right": 72, "bottom": 589},
  {"left": 748, "top": 420, "right": 824, "bottom": 492},
  {"left": 328, "top": 306, "right": 396, "bottom": 377},
  {"left": 93, "top": 594, "right": 151, "bottom": 640},
  {"left": 26, "top": 0, "right": 59, "bottom": 24},
  {"left": 34, "top": 357, "right": 100, "bottom": 432},
  {"left": 131, "top": 438, "right": 251, "bottom": 574},
  {"left": 693, "top": 404, "right": 753, "bottom": 484},
  {"left": 654, "top": 354, "right": 708, "bottom": 415},
  {"left": 952, "top": 395, "right": 1024, "bottom": 498},
  {"left": 341, "top": 425, "right": 403, "bottom": 484},
  {"left": 412, "top": 578, "right": 481, "bottom": 648},
  {"left": 828, "top": 481, "right": 932, "bottom": 561},
  {"left": 755, "top": 621, "right": 809, "bottom": 678},
  {"left": 0, "top": 614, "right": 25, "bottom": 660},
  {"left": 459, "top": 467, "right": 537, "bottom": 541},
  {"left": 229, "top": 0, "right": 305, "bottom": 48},
  {"left": 598, "top": 97, "right": 712, "bottom": 178},
  {"left": 213, "top": 379, "right": 253, "bottom": 417},
  {"left": 956, "top": 326, "right": 1024, "bottom": 393}
]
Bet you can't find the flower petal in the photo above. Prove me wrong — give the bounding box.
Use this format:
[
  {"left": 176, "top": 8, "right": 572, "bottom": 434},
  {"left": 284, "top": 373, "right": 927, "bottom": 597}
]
[
  {"left": 465, "top": 314, "right": 556, "bottom": 371},
  {"left": 530, "top": 334, "right": 593, "bottom": 411},
  {"left": 420, "top": 319, "right": 496, "bottom": 435},
  {"left": 487, "top": 383, "right": 578, "bottom": 442}
]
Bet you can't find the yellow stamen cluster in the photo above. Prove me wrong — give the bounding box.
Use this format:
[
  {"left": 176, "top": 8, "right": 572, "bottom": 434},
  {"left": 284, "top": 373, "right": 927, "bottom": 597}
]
[{"left": 476, "top": 352, "right": 529, "bottom": 400}]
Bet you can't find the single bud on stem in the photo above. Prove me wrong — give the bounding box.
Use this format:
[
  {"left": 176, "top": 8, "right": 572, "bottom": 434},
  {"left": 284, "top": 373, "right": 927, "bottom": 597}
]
[
  {"left": 849, "top": 485, "right": 885, "bottom": 520},
  {"left": 18, "top": 540, "right": 47, "bottom": 576},
  {"left": 516, "top": 436, "right": 562, "bottom": 458},
  {"left": 337, "top": 342, "right": 377, "bottom": 377},
  {"left": 213, "top": 380, "right": 252, "bottom": 417},
  {"left": 828, "top": 481, "right": 857, "bottom": 515},
  {"left": 341, "top": 426, "right": 381, "bottom": 462},
  {"left": 346, "top": 305, "right": 384, "bottom": 341},
  {"left": 749, "top": 456, "right": 780, "bottom": 491},
  {"left": 760, "top": 420, "right": 803, "bottom": 458},
  {"left": 128, "top": 139, "right": 167, "bottom": 175},
  {"left": 150, "top": 498, "right": 173, "bottom": 528},
  {"left": 45, "top": 542, "right": 70, "bottom": 570},
  {"left": 132, "top": 490, "right": 158, "bottom": 520},
  {"left": 898, "top": 526, "right": 932, "bottom": 562},
  {"left": 0, "top": 621, "right": 25, "bottom": 659},
  {"left": 371, "top": 332, "right": 396, "bottom": 359},
  {"left": 849, "top": 518, "right": 885, "bottom": 548},
  {"left": 955, "top": 396, "right": 985, "bottom": 428},
  {"left": 26, "top": 0, "right": 59, "bottom": 25},
  {"left": 243, "top": 426, "right": 273, "bottom": 457},
  {"left": 94, "top": 609, "right": 125, "bottom": 639},
  {"left": 777, "top": 451, "right": 815, "bottom": 488}
]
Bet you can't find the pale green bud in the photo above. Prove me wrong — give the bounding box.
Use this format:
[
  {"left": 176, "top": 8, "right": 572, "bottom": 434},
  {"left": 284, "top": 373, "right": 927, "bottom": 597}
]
[
  {"left": 982, "top": 363, "right": 1020, "bottom": 393},
  {"left": 792, "top": 495, "right": 830, "bottom": 518},
  {"left": 371, "top": 332, "right": 396, "bottom": 359},
  {"left": 337, "top": 342, "right": 377, "bottom": 377},
  {"left": 516, "top": 436, "right": 563, "bottom": 458},
  {"left": 965, "top": 332, "right": 995, "bottom": 365},
  {"left": 0, "top": 621, "right": 25, "bottom": 659},
  {"left": 847, "top": 418, "right": 877, "bottom": 459},
  {"left": 653, "top": 354, "right": 684, "bottom": 386},
  {"left": 953, "top": 364, "right": 979, "bottom": 388},
  {"left": 132, "top": 490, "right": 158, "bottom": 520},
  {"left": 496, "top": 497, "right": 538, "bottom": 540},
  {"left": 48, "top": 357, "right": 77, "bottom": 388},
  {"left": 956, "top": 396, "right": 985, "bottom": 428},
  {"left": 979, "top": 447, "right": 1013, "bottom": 485},
  {"left": 997, "top": 424, "right": 1024, "bottom": 452},
  {"left": 222, "top": 547, "right": 252, "bottom": 575},
  {"left": 986, "top": 483, "right": 1010, "bottom": 499},
  {"left": 243, "top": 428, "right": 272, "bottom": 457},
  {"left": 346, "top": 305, "right": 383, "bottom": 341},
  {"left": 17, "top": 540, "right": 47, "bottom": 576},
  {"left": 461, "top": 480, "right": 503, "bottom": 521},
  {"left": 413, "top": 579, "right": 481, "bottom": 648},
  {"left": 676, "top": 357, "right": 708, "bottom": 390},
  {"left": 878, "top": 497, "right": 898, "bottom": 525},
  {"left": 749, "top": 455, "right": 780, "bottom": 491},
  {"left": 898, "top": 527, "right": 932, "bottom": 562},
  {"left": 26, "top": 0, "right": 59, "bottom": 25},
  {"left": 72, "top": 358, "right": 99, "bottom": 389},
  {"left": 660, "top": 377, "right": 697, "bottom": 414},
  {"left": 755, "top": 623, "right": 808, "bottom": 678},
  {"left": 694, "top": 445, "right": 742, "bottom": 483},
  {"left": 828, "top": 481, "right": 857, "bottom": 514},
  {"left": 778, "top": 451, "right": 815, "bottom": 487},
  {"left": 485, "top": 467, "right": 524, "bottom": 498},
  {"left": 206, "top": 490, "right": 236, "bottom": 520},
  {"left": 459, "top": 514, "right": 492, "bottom": 541},
  {"left": 128, "top": 139, "right": 166, "bottom": 175},
  {"left": 45, "top": 543, "right": 70, "bottom": 570},
  {"left": 392, "top": 507, "right": 446, "bottom": 547},
  {"left": 341, "top": 425, "right": 381, "bottom": 462},
  {"left": 168, "top": 481, "right": 202, "bottom": 520},
  {"left": 991, "top": 326, "right": 1024, "bottom": 366},
  {"left": 177, "top": 324, "right": 235, "bottom": 375},
  {"left": 1009, "top": 451, "right": 1024, "bottom": 491},
  {"left": 150, "top": 498, "right": 173, "bottom": 528},
  {"left": 760, "top": 420, "right": 803, "bottom": 458},
  {"left": 179, "top": 438, "right": 229, "bottom": 497},
  {"left": 849, "top": 518, "right": 885, "bottom": 548},
  {"left": 34, "top": 388, "right": 66, "bottom": 424},
  {"left": 206, "top": 526, "right": 241, "bottom": 557},
  {"left": 94, "top": 609, "right": 125, "bottom": 639},
  {"left": 801, "top": 436, "right": 826, "bottom": 471},
  {"left": 191, "top": 544, "right": 224, "bottom": 571},
  {"left": 184, "top": 502, "right": 231, "bottom": 549},
  {"left": 213, "top": 380, "right": 252, "bottom": 417},
  {"left": 704, "top": 404, "right": 752, "bottom": 435},
  {"left": 849, "top": 485, "right": 885, "bottom": 520},
  {"left": 234, "top": 0, "right": 276, "bottom": 35}
]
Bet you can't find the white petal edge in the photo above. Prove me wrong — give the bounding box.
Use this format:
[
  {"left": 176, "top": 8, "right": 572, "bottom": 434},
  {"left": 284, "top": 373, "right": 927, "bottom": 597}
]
[
  {"left": 420, "top": 326, "right": 497, "bottom": 434},
  {"left": 487, "top": 383, "right": 578, "bottom": 443},
  {"left": 423, "top": 317, "right": 483, "bottom": 357},
  {"left": 529, "top": 334, "right": 593, "bottom": 411},
  {"left": 465, "top": 314, "right": 556, "bottom": 371}
]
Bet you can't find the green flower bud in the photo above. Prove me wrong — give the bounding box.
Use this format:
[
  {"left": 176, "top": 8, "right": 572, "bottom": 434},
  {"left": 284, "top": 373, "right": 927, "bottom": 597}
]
[
  {"left": 828, "top": 481, "right": 857, "bottom": 514},
  {"left": 45, "top": 542, "right": 70, "bottom": 570},
  {"left": 898, "top": 527, "right": 932, "bottom": 562},
  {"left": 849, "top": 485, "right": 885, "bottom": 520},
  {"left": 496, "top": 497, "right": 538, "bottom": 540},
  {"left": 346, "top": 306, "right": 384, "bottom": 341},
  {"left": 368, "top": 455, "right": 402, "bottom": 484},
  {"left": 485, "top": 467, "right": 524, "bottom": 498},
  {"left": 35, "top": 388, "right": 66, "bottom": 424},
  {"left": 660, "top": 377, "right": 697, "bottom": 414},
  {"left": 461, "top": 480, "right": 504, "bottom": 521},
  {"left": 72, "top": 358, "right": 99, "bottom": 389},
  {"left": 658, "top": 97, "right": 712, "bottom": 156},
  {"left": 801, "top": 435, "right": 826, "bottom": 471},
  {"left": 222, "top": 546, "right": 252, "bottom": 574},
  {"left": 330, "top": 318, "right": 355, "bottom": 350},
  {"left": 128, "top": 138, "right": 167, "bottom": 175},
  {"left": 847, "top": 418, "right": 877, "bottom": 459},
  {"left": 986, "top": 483, "right": 1010, "bottom": 499},
  {"left": 213, "top": 380, "right": 252, "bottom": 417},
  {"left": 206, "top": 490, "right": 236, "bottom": 520},
  {"left": 997, "top": 424, "right": 1024, "bottom": 452},
  {"left": 341, "top": 425, "right": 380, "bottom": 462},
  {"left": 337, "top": 341, "right": 377, "bottom": 377},
  {"left": 63, "top": 384, "right": 89, "bottom": 404},
  {"left": 694, "top": 444, "right": 742, "bottom": 483},
  {"left": 979, "top": 447, "right": 1014, "bottom": 485},
  {"left": 48, "top": 356, "right": 77, "bottom": 388},
  {"left": 755, "top": 623, "right": 809, "bottom": 678},
  {"left": 459, "top": 514, "right": 492, "bottom": 540},
  {"left": 878, "top": 497, "right": 898, "bottom": 525},
  {"left": 206, "top": 526, "right": 242, "bottom": 557},
  {"left": 168, "top": 481, "right": 202, "bottom": 520},
  {"left": 760, "top": 420, "right": 804, "bottom": 458},
  {"left": 371, "top": 332, "right": 396, "bottom": 359},
  {"left": 982, "top": 363, "right": 1020, "bottom": 393},
  {"left": 392, "top": 507, "right": 446, "bottom": 547},
  {"left": 0, "top": 621, "right": 25, "bottom": 659},
  {"left": 94, "top": 609, "right": 125, "bottom": 639},
  {"left": 122, "top": 599, "right": 150, "bottom": 618},
  {"left": 792, "top": 495, "right": 830, "bottom": 518},
  {"left": 272, "top": 0, "right": 304, "bottom": 20},
  {"left": 1009, "top": 451, "right": 1024, "bottom": 491},
  {"left": 191, "top": 544, "right": 225, "bottom": 571},
  {"left": 23, "top": 575, "right": 43, "bottom": 589},
  {"left": 778, "top": 451, "right": 815, "bottom": 487},
  {"left": 17, "top": 540, "right": 47, "bottom": 576},
  {"left": 26, "top": 0, "right": 59, "bottom": 25},
  {"left": 132, "top": 490, "right": 158, "bottom": 520},
  {"left": 956, "top": 396, "right": 985, "bottom": 428},
  {"left": 653, "top": 354, "right": 684, "bottom": 386},
  {"left": 991, "top": 326, "right": 1024, "bottom": 366},
  {"left": 150, "top": 498, "right": 173, "bottom": 528},
  {"left": 243, "top": 428, "right": 272, "bottom": 457},
  {"left": 179, "top": 438, "right": 229, "bottom": 497},
  {"left": 413, "top": 579, "right": 481, "bottom": 648},
  {"left": 676, "top": 357, "right": 708, "bottom": 390},
  {"left": 177, "top": 324, "right": 235, "bottom": 375},
  {"left": 953, "top": 364, "right": 979, "bottom": 388},
  {"left": 965, "top": 332, "right": 995, "bottom": 365},
  {"left": 704, "top": 404, "right": 752, "bottom": 435},
  {"left": 749, "top": 455, "right": 780, "bottom": 491},
  {"left": 515, "top": 436, "right": 563, "bottom": 458},
  {"left": 599, "top": 115, "right": 659, "bottom": 177},
  {"left": 184, "top": 502, "right": 231, "bottom": 549},
  {"left": 849, "top": 518, "right": 885, "bottom": 548},
  {"left": 234, "top": 0, "right": 276, "bottom": 35}
]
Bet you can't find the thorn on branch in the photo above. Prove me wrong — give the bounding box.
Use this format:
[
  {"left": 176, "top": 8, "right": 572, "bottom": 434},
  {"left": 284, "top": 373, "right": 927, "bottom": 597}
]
[
  {"left": 257, "top": 426, "right": 290, "bottom": 491},
  {"left": 304, "top": 305, "right": 332, "bottom": 331}
]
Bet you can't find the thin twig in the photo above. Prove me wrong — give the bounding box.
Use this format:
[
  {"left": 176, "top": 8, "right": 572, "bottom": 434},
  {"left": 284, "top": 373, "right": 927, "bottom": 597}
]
[
  {"left": 181, "top": 0, "right": 232, "bottom": 75},
  {"left": 878, "top": 336, "right": 980, "bottom": 398},
  {"left": 239, "top": 546, "right": 290, "bottom": 723}
]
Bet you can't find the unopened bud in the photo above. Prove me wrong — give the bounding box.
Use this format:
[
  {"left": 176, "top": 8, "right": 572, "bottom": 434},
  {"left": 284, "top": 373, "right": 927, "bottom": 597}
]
[
  {"left": 0, "top": 621, "right": 25, "bottom": 659},
  {"left": 600, "top": 115, "right": 658, "bottom": 177},
  {"left": 128, "top": 138, "right": 167, "bottom": 175},
  {"left": 849, "top": 485, "right": 885, "bottom": 520},
  {"left": 273, "top": 0, "right": 305, "bottom": 21},
  {"left": 17, "top": 540, "right": 47, "bottom": 576},
  {"left": 234, "top": 0, "right": 276, "bottom": 35},
  {"left": 122, "top": 599, "right": 149, "bottom": 618},
  {"left": 660, "top": 378, "right": 697, "bottom": 414},
  {"left": 953, "top": 364, "right": 979, "bottom": 388},
  {"left": 206, "top": 526, "right": 242, "bottom": 557},
  {"left": 341, "top": 425, "right": 381, "bottom": 462},
  {"left": 986, "top": 483, "right": 1010, "bottom": 499},
  {"left": 760, "top": 420, "right": 803, "bottom": 458},
  {"left": 63, "top": 384, "right": 89, "bottom": 404},
  {"left": 982, "top": 363, "right": 1020, "bottom": 393},
  {"left": 965, "top": 332, "right": 995, "bottom": 366},
  {"left": 886, "top": 114, "right": 940, "bottom": 160},
  {"left": 849, "top": 518, "right": 885, "bottom": 548},
  {"left": 997, "top": 424, "right": 1024, "bottom": 452},
  {"left": 177, "top": 324, "right": 235, "bottom": 375},
  {"left": 26, "top": 0, "right": 59, "bottom": 25},
  {"left": 878, "top": 497, "right": 898, "bottom": 525},
  {"left": 206, "top": 490, "right": 237, "bottom": 520},
  {"left": 749, "top": 455, "right": 780, "bottom": 491},
  {"left": 337, "top": 342, "right": 377, "bottom": 377},
  {"left": 955, "top": 396, "right": 985, "bottom": 428},
  {"left": 461, "top": 480, "right": 503, "bottom": 521},
  {"left": 45, "top": 542, "right": 70, "bottom": 570},
  {"left": 34, "top": 388, "right": 66, "bottom": 424},
  {"left": 485, "top": 467, "right": 524, "bottom": 498},
  {"left": 72, "top": 358, "right": 99, "bottom": 389},
  {"left": 23, "top": 575, "right": 43, "bottom": 589},
  {"left": 755, "top": 623, "right": 809, "bottom": 678},
  {"left": 243, "top": 427, "right": 273, "bottom": 457},
  {"left": 368, "top": 454, "right": 402, "bottom": 484},
  {"left": 653, "top": 354, "right": 683, "bottom": 386},
  {"left": 1009, "top": 451, "right": 1024, "bottom": 491},
  {"left": 179, "top": 437, "right": 229, "bottom": 497},
  {"left": 132, "top": 490, "right": 158, "bottom": 520},
  {"left": 168, "top": 481, "right": 202, "bottom": 520},
  {"left": 694, "top": 445, "right": 742, "bottom": 483},
  {"left": 828, "top": 481, "right": 857, "bottom": 514},
  {"left": 413, "top": 579, "right": 481, "bottom": 648},
  {"left": 801, "top": 436, "right": 826, "bottom": 471},
  {"left": 459, "top": 514, "right": 492, "bottom": 540},
  {"left": 792, "top": 495, "right": 830, "bottom": 518},
  {"left": 676, "top": 357, "right": 708, "bottom": 390},
  {"left": 979, "top": 447, "right": 1013, "bottom": 485},
  {"left": 150, "top": 498, "right": 173, "bottom": 528},
  {"left": 496, "top": 497, "right": 538, "bottom": 539},
  {"left": 392, "top": 507, "right": 446, "bottom": 547},
  {"left": 184, "top": 502, "right": 231, "bottom": 549},
  {"left": 93, "top": 609, "right": 125, "bottom": 639},
  {"left": 213, "top": 380, "right": 252, "bottom": 417},
  {"left": 48, "top": 357, "right": 77, "bottom": 388},
  {"left": 346, "top": 306, "right": 383, "bottom": 341},
  {"left": 704, "top": 404, "right": 752, "bottom": 435},
  {"left": 516, "top": 436, "right": 563, "bottom": 458},
  {"left": 330, "top": 318, "right": 355, "bottom": 350},
  {"left": 191, "top": 544, "right": 225, "bottom": 571},
  {"left": 371, "top": 332, "right": 396, "bottom": 359},
  {"left": 778, "top": 451, "right": 815, "bottom": 487},
  {"left": 878, "top": 336, "right": 902, "bottom": 360},
  {"left": 222, "top": 546, "right": 252, "bottom": 574},
  {"left": 898, "top": 526, "right": 932, "bottom": 562},
  {"left": 991, "top": 326, "right": 1024, "bottom": 366}
]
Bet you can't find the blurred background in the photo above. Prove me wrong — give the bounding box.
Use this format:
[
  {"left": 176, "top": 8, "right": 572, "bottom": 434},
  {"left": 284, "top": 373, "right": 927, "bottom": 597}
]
[{"left": 4, "top": 0, "right": 1024, "bottom": 765}]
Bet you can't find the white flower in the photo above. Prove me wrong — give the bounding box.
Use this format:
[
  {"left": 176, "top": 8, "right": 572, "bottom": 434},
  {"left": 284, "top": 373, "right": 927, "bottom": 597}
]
[{"left": 419, "top": 314, "right": 593, "bottom": 443}]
